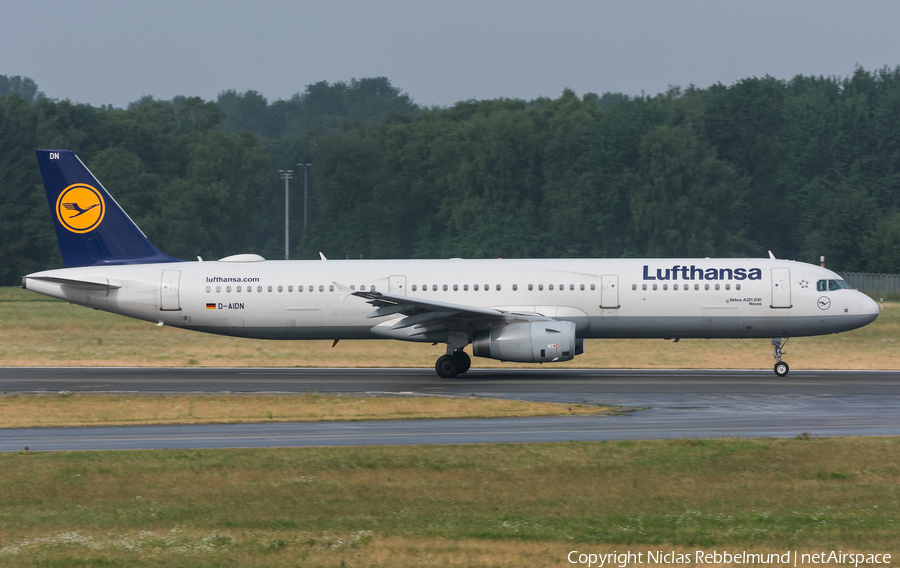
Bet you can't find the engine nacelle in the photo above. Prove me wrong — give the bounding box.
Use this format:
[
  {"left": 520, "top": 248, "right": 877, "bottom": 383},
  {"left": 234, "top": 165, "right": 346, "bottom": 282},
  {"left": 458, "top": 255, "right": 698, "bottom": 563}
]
[{"left": 472, "top": 321, "right": 578, "bottom": 363}]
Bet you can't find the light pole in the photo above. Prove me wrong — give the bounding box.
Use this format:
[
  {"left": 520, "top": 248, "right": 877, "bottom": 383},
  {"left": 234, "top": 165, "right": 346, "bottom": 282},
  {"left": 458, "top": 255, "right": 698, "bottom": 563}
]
[
  {"left": 278, "top": 169, "right": 293, "bottom": 260},
  {"left": 297, "top": 163, "right": 312, "bottom": 233}
]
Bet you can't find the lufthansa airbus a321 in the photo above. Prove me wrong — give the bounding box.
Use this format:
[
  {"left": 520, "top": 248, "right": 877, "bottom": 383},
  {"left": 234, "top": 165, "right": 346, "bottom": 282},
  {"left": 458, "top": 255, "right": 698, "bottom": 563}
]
[{"left": 22, "top": 150, "right": 880, "bottom": 377}]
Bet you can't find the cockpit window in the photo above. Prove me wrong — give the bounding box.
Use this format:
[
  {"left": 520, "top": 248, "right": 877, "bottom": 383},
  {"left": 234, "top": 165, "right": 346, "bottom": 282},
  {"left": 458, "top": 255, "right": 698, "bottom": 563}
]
[{"left": 820, "top": 279, "right": 852, "bottom": 291}]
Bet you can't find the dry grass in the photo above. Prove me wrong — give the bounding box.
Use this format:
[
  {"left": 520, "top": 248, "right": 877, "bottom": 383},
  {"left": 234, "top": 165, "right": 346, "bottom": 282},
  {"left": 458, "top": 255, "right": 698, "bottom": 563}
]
[
  {"left": 0, "top": 532, "right": 882, "bottom": 567},
  {"left": 0, "top": 438, "right": 898, "bottom": 566},
  {"left": 0, "top": 393, "right": 614, "bottom": 428},
  {"left": 2, "top": 288, "right": 898, "bottom": 370}
]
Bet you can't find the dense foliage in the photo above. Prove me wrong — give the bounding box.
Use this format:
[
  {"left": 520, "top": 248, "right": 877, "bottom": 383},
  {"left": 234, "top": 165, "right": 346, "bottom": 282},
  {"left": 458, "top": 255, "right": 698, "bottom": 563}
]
[{"left": 1, "top": 69, "right": 899, "bottom": 285}]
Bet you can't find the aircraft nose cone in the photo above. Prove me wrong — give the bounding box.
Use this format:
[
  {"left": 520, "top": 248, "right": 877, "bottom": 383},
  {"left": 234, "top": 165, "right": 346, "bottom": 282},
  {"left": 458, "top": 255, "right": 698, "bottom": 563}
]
[{"left": 860, "top": 295, "right": 879, "bottom": 326}]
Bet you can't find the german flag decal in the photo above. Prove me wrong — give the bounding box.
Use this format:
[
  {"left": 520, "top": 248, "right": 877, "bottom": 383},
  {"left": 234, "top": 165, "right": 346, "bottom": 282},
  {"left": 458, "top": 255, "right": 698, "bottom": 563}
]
[{"left": 206, "top": 303, "right": 216, "bottom": 310}]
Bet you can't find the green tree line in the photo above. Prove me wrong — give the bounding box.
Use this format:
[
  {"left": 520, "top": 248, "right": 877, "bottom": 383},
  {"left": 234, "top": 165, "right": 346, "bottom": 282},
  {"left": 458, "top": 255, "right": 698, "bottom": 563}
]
[{"left": 1, "top": 69, "right": 899, "bottom": 286}]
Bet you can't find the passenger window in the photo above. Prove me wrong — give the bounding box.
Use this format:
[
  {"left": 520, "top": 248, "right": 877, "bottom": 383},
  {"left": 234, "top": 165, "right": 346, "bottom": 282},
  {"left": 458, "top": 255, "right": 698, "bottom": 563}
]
[
  {"left": 206, "top": 286, "right": 211, "bottom": 293},
  {"left": 673, "top": 284, "right": 679, "bottom": 290},
  {"left": 278, "top": 285, "right": 283, "bottom": 292},
  {"left": 318, "top": 285, "right": 324, "bottom": 292},
  {"left": 549, "top": 284, "right": 554, "bottom": 291},
  {"left": 736, "top": 284, "right": 741, "bottom": 291},
  {"left": 663, "top": 284, "right": 668, "bottom": 290},
  {"left": 411, "top": 285, "right": 416, "bottom": 291},
  {"left": 496, "top": 284, "right": 501, "bottom": 291},
  {"left": 370, "top": 285, "right": 375, "bottom": 291},
  {"left": 464, "top": 284, "right": 469, "bottom": 291},
  {"left": 652, "top": 284, "right": 658, "bottom": 290},
  {"left": 453, "top": 284, "right": 458, "bottom": 291},
  {"left": 432, "top": 285, "right": 438, "bottom": 291},
  {"left": 216, "top": 286, "right": 221, "bottom": 293},
  {"left": 580, "top": 284, "right": 585, "bottom": 291},
  {"left": 715, "top": 284, "right": 720, "bottom": 290},
  {"left": 484, "top": 284, "right": 489, "bottom": 291},
  {"left": 474, "top": 284, "right": 479, "bottom": 291},
  {"left": 237, "top": 286, "right": 242, "bottom": 292},
  {"left": 299, "top": 285, "right": 304, "bottom": 292},
  {"left": 694, "top": 284, "right": 699, "bottom": 290},
  {"left": 257, "top": 286, "right": 262, "bottom": 293},
  {"left": 443, "top": 284, "right": 448, "bottom": 291},
  {"left": 226, "top": 286, "right": 231, "bottom": 293},
  {"left": 569, "top": 284, "right": 574, "bottom": 291},
  {"left": 704, "top": 284, "right": 710, "bottom": 291},
  {"left": 528, "top": 284, "right": 533, "bottom": 291},
  {"left": 538, "top": 284, "right": 544, "bottom": 291},
  {"left": 632, "top": 284, "right": 637, "bottom": 290},
  {"left": 287, "top": 286, "right": 292, "bottom": 292},
  {"left": 817, "top": 280, "right": 827, "bottom": 292},
  {"left": 513, "top": 284, "right": 517, "bottom": 291},
  {"left": 642, "top": 284, "right": 647, "bottom": 291},
  {"left": 725, "top": 284, "right": 730, "bottom": 290},
  {"left": 590, "top": 284, "right": 596, "bottom": 291}
]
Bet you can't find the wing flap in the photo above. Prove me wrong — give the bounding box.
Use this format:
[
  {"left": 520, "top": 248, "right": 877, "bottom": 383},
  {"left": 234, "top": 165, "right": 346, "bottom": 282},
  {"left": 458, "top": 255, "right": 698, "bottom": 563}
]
[{"left": 352, "top": 290, "right": 545, "bottom": 335}]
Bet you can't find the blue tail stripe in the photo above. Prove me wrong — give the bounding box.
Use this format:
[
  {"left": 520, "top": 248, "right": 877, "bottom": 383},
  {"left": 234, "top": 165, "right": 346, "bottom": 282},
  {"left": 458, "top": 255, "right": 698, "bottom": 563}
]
[{"left": 36, "top": 149, "right": 181, "bottom": 267}]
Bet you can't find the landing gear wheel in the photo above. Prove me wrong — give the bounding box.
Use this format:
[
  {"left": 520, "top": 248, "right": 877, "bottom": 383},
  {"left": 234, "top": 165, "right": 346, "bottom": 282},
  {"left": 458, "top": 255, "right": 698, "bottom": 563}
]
[
  {"left": 774, "top": 361, "right": 789, "bottom": 377},
  {"left": 453, "top": 350, "right": 471, "bottom": 374},
  {"left": 435, "top": 354, "right": 460, "bottom": 378}
]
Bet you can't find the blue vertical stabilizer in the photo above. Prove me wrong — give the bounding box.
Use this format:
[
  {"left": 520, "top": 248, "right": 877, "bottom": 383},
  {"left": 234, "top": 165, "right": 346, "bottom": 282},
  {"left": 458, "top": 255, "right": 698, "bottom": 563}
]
[{"left": 35, "top": 149, "right": 181, "bottom": 267}]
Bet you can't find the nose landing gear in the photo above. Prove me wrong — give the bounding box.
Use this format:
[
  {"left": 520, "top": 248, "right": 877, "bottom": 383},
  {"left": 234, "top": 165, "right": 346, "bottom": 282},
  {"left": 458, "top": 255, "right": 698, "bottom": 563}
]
[{"left": 772, "top": 337, "right": 789, "bottom": 376}]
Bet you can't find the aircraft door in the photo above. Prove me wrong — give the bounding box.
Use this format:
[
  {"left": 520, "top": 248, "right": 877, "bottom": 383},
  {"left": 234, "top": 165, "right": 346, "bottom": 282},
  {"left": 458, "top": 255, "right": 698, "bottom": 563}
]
[
  {"left": 285, "top": 308, "right": 323, "bottom": 338},
  {"left": 389, "top": 275, "right": 407, "bottom": 295},
  {"left": 600, "top": 274, "right": 619, "bottom": 309},
  {"left": 771, "top": 268, "right": 792, "bottom": 308},
  {"left": 160, "top": 270, "right": 181, "bottom": 311}
]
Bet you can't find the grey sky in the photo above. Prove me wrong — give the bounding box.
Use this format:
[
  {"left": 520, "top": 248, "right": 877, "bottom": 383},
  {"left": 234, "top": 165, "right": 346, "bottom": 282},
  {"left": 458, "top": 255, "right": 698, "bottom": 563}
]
[{"left": 3, "top": 0, "right": 900, "bottom": 108}]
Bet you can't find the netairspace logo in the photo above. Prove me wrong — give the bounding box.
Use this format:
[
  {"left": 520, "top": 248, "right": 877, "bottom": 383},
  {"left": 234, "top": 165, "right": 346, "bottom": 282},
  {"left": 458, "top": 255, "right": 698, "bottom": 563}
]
[{"left": 567, "top": 550, "right": 892, "bottom": 567}]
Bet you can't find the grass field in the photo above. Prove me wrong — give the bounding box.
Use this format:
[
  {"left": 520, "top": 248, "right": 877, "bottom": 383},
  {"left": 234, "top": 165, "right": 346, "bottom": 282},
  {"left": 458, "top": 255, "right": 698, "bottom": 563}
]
[
  {"left": 2, "top": 287, "right": 899, "bottom": 370},
  {"left": 0, "top": 393, "right": 614, "bottom": 428},
  {"left": 1, "top": 438, "right": 898, "bottom": 566}
]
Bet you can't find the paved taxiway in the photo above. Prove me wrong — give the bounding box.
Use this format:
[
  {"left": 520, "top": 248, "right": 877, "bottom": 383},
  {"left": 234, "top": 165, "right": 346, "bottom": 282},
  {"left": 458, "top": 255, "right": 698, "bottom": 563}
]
[{"left": 1, "top": 367, "right": 899, "bottom": 452}]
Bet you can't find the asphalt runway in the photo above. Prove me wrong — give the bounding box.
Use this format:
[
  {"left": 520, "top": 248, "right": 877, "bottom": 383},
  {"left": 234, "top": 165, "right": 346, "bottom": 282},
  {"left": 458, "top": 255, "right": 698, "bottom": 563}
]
[{"left": 1, "top": 367, "right": 899, "bottom": 452}]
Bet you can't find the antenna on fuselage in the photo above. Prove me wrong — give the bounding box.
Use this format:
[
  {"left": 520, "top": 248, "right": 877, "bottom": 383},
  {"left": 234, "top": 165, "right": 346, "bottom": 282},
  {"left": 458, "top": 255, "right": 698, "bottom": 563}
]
[
  {"left": 768, "top": 250, "right": 776, "bottom": 260},
  {"left": 319, "top": 252, "right": 327, "bottom": 260}
]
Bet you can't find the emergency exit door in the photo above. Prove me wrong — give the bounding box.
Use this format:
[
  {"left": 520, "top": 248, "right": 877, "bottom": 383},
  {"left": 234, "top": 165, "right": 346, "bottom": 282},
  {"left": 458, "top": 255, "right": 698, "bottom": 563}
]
[
  {"left": 600, "top": 274, "right": 619, "bottom": 309},
  {"left": 389, "top": 275, "right": 407, "bottom": 295}
]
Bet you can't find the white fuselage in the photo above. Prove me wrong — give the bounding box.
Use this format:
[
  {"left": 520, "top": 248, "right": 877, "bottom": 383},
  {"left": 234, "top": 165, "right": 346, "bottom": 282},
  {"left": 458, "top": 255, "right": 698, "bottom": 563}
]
[{"left": 24, "top": 257, "right": 879, "bottom": 345}]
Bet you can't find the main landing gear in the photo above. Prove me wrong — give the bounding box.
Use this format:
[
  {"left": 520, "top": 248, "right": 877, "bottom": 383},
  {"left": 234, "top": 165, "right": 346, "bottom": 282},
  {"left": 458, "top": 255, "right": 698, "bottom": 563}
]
[
  {"left": 772, "top": 337, "right": 789, "bottom": 377},
  {"left": 435, "top": 349, "right": 471, "bottom": 379}
]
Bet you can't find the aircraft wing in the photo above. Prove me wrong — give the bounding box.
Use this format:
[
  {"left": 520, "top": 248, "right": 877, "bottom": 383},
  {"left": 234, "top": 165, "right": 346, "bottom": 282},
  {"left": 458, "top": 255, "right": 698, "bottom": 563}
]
[{"left": 351, "top": 290, "right": 546, "bottom": 336}]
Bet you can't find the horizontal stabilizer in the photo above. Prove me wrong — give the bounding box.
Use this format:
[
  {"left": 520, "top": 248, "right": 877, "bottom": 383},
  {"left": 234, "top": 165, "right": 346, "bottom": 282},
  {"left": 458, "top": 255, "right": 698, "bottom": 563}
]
[{"left": 25, "top": 276, "right": 122, "bottom": 291}]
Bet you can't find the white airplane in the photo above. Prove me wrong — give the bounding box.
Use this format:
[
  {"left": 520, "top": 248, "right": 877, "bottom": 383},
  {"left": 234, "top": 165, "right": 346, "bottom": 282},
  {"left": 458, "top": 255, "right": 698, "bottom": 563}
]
[{"left": 23, "top": 150, "right": 879, "bottom": 378}]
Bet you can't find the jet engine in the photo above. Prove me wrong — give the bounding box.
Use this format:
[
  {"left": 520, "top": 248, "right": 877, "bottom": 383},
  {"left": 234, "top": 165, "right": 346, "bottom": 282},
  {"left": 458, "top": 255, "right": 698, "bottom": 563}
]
[{"left": 472, "top": 321, "right": 578, "bottom": 363}]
